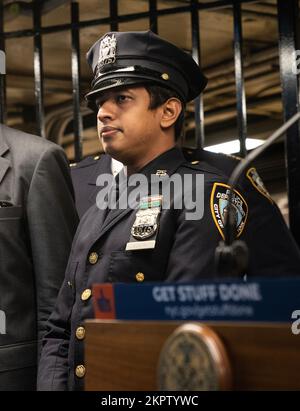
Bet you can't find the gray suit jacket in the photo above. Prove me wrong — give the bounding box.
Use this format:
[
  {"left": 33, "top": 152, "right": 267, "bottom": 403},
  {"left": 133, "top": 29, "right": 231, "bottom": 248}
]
[{"left": 0, "top": 124, "right": 78, "bottom": 390}]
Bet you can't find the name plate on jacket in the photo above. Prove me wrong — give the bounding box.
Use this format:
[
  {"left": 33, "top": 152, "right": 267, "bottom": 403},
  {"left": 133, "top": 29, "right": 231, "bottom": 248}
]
[{"left": 92, "top": 277, "right": 300, "bottom": 322}]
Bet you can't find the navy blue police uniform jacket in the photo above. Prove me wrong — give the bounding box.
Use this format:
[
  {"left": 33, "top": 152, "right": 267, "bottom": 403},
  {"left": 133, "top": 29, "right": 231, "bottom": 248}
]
[
  {"left": 38, "top": 146, "right": 300, "bottom": 391},
  {"left": 70, "top": 153, "right": 112, "bottom": 218}
]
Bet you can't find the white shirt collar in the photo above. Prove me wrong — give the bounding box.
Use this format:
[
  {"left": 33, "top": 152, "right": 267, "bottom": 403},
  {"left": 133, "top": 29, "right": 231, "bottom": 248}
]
[{"left": 111, "top": 157, "right": 125, "bottom": 177}]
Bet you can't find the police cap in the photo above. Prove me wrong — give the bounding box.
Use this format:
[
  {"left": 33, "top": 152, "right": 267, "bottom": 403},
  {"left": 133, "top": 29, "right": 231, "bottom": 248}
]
[{"left": 85, "top": 30, "right": 207, "bottom": 109}]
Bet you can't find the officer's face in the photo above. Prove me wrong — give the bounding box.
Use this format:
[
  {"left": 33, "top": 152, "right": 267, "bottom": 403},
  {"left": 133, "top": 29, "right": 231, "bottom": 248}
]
[{"left": 96, "top": 86, "right": 169, "bottom": 170}]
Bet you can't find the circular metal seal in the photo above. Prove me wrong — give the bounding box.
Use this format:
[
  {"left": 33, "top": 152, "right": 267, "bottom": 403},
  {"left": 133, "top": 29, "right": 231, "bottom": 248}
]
[{"left": 157, "top": 323, "right": 232, "bottom": 391}]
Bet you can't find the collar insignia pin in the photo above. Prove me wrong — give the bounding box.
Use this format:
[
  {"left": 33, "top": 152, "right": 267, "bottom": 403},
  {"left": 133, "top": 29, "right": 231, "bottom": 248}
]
[{"left": 155, "top": 170, "right": 167, "bottom": 177}]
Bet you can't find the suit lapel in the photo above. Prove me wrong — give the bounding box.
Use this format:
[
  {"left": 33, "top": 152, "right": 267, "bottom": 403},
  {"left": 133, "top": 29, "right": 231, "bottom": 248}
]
[{"left": 0, "top": 126, "right": 11, "bottom": 185}]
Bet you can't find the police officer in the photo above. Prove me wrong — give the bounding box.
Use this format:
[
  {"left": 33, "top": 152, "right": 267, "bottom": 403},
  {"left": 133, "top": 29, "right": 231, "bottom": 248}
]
[{"left": 37, "top": 30, "right": 300, "bottom": 391}]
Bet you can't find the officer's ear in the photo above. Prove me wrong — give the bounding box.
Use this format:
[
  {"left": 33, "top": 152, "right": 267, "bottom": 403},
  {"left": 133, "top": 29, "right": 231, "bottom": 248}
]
[{"left": 160, "top": 98, "right": 182, "bottom": 130}]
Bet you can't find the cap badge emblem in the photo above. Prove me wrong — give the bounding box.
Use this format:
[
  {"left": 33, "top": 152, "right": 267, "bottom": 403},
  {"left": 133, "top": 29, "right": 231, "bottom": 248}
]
[{"left": 98, "top": 34, "right": 117, "bottom": 67}]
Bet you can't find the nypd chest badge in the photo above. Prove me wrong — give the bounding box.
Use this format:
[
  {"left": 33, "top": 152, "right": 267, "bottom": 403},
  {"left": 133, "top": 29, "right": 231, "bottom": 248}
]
[
  {"left": 131, "top": 207, "right": 160, "bottom": 240},
  {"left": 126, "top": 195, "right": 162, "bottom": 251}
]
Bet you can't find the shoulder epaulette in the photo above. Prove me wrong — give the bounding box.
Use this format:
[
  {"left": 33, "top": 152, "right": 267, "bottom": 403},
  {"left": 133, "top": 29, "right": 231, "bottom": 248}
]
[
  {"left": 222, "top": 153, "right": 242, "bottom": 161},
  {"left": 69, "top": 154, "right": 101, "bottom": 169},
  {"left": 182, "top": 159, "right": 225, "bottom": 178}
]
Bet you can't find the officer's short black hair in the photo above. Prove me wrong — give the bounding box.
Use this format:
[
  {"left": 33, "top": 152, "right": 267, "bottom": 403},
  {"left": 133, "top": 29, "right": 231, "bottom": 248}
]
[{"left": 143, "top": 84, "right": 185, "bottom": 140}]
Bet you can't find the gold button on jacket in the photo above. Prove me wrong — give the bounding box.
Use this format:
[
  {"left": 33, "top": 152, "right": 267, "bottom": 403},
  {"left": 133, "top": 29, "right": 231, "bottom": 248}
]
[
  {"left": 81, "top": 289, "right": 92, "bottom": 301},
  {"left": 76, "top": 326, "right": 85, "bottom": 340},
  {"left": 135, "top": 272, "right": 145, "bottom": 282},
  {"left": 88, "top": 252, "right": 98, "bottom": 265},
  {"left": 75, "top": 365, "right": 86, "bottom": 378}
]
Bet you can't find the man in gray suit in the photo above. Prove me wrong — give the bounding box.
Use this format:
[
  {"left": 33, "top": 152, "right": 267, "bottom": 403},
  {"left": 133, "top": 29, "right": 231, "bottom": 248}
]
[{"left": 0, "top": 124, "right": 79, "bottom": 390}]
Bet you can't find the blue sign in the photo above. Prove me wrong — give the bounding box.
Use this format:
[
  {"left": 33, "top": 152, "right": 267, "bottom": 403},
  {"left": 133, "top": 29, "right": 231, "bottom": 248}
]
[{"left": 93, "top": 277, "right": 300, "bottom": 322}]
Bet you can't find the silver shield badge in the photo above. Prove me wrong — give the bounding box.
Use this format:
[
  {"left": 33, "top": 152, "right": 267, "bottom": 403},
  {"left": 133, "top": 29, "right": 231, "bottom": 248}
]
[
  {"left": 98, "top": 34, "right": 117, "bottom": 68},
  {"left": 131, "top": 207, "right": 160, "bottom": 240},
  {"left": 126, "top": 195, "right": 163, "bottom": 250}
]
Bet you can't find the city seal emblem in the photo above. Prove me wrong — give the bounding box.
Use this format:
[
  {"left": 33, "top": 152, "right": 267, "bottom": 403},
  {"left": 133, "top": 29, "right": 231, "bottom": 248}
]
[{"left": 157, "top": 323, "right": 232, "bottom": 391}]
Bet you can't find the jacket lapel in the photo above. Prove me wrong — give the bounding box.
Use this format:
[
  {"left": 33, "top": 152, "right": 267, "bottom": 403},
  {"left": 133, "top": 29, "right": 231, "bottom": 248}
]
[
  {"left": 87, "top": 174, "right": 135, "bottom": 246},
  {"left": 84, "top": 204, "right": 134, "bottom": 252}
]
